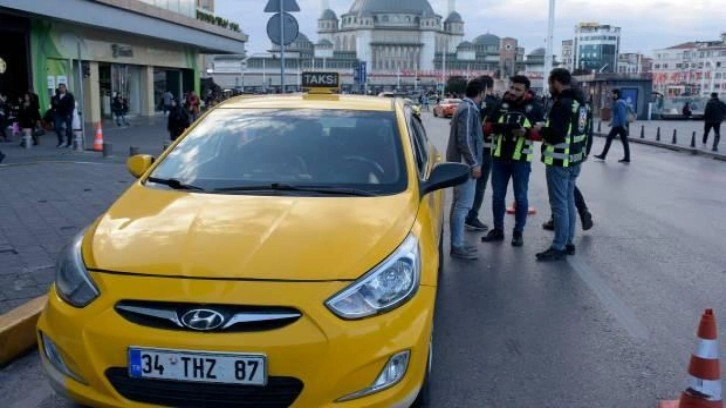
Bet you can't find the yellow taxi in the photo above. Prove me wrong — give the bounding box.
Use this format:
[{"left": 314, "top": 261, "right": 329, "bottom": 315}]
[{"left": 36, "top": 72, "right": 469, "bottom": 408}]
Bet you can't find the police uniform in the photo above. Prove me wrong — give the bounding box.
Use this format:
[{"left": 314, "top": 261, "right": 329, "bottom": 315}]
[
  {"left": 465, "top": 94, "right": 499, "bottom": 230},
  {"left": 481, "top": 93, "right": 544, "bottom": 244},
  {"left": 537, "top": 88, "right": 589, "bottom": 258}
]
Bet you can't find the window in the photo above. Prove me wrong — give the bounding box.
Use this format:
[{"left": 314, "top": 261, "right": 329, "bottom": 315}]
[
  {"left": 408, "top": 115, "right": 429, "bottom": 176},
  {"left": 149, "top": 109, "right": 408, "bottom": 195}
]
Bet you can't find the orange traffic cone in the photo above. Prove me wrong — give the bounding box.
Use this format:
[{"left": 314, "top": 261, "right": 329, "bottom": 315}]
[
  {"left": 659, "top": 309, "right": 723, "bottom": 408},
  {"left": 506, "top": 201, "right": 537, "bottom": 215},
  {"left": 93, "top": 122, "right": 104, "bottom": 152}
]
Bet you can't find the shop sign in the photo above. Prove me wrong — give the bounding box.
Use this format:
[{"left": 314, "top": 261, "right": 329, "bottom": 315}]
[
  {"left": 57, "top": 76, "right": 68, "bottom": 86},
  {"left": 47, "top": 76, "right": 56, "bottom": 89},
  {"left": 111, "top": 44, "right": 134, "bottom": 58}
]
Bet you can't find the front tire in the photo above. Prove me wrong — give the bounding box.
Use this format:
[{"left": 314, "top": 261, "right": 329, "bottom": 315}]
[{"left": 411, "top": 335, "right": 432, "bottom": 407}]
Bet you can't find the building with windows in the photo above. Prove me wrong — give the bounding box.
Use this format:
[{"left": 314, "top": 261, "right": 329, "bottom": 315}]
[
  {"left": 572, "top": 22, "right": 621, "bottom": 73},
  {"left": 561, "top": 40, "right": 574, "bottom": 71},
  {"left": 0, "top": 0, "right": 246, "bottom": 126},
  {"left": 196, "top": 0, "right": 214, "bottom": 13},
  {"left": 617, "top": 53, "right": 651, "bottom": 75},
  {"left": 651, "top": 33, "right": 726, "bottom": 97},
  {"left": 209, "top": 0, "right": 532, "bottom": 93}
]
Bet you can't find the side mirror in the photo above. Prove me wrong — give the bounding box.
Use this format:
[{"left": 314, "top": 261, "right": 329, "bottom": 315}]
[
  {"left": 420, "top": 163, "right": 470, "bottom": 197},
  {"left": 127, "top": 154, "right": 154, "bottom": 179}
]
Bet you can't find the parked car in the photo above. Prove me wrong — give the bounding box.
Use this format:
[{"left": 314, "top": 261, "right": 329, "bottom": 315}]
[
  {"left": 37, "top": 76, "right": 470, "bottom": 408},
  {"left": 433, "top": 98, "right": 461, "bottom": 118}
]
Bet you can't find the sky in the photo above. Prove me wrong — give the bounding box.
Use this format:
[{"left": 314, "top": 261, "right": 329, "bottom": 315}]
[{"left": 215, "top": 0, "right": 726, "bottom": 57}]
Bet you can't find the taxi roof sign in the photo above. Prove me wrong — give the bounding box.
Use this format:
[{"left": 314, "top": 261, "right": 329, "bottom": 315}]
[{"left": 302, "top": 72, "right": 340, "bottom": 94}]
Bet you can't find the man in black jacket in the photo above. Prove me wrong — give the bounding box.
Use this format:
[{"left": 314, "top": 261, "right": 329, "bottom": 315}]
[
  {"left": 533, "top": 69, "right": 588, "bottom": 261},
  {"left": 52, "top": 84, "right": 75, "bottom": 148},
  {"left": 542, "top": 93, "right": 594, "bottom": 232},
  {"left": 703, "top": 92, "right": 726, "bottom": 152}
]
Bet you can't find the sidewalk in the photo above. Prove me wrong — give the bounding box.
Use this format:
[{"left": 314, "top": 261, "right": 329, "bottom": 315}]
[
  {"left": 593, "top": 119, "right": 725, "bottom": 159},
  {"left": 0, "top": 116, "right": 168, "bottom": 166}
]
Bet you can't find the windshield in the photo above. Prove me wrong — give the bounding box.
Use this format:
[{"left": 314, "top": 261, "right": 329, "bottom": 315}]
[{"left": 148, "top": 109, "right": 408, "bottom": 195}]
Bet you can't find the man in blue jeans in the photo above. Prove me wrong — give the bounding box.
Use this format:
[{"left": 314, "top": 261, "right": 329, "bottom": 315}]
[
  {"left": 481, "top": 75, "right": 544, "bottom": 247},
  {"left": 533, "top": 68, "right": 588, "bottom": 261},
  {"left": 445, "top": 77, "right": 487, "bottom": 260}
]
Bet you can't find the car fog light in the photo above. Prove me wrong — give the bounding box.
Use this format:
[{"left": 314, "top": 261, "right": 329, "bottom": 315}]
[
  {"left": 336, "top": 350, "right": 411, "bottom": 402},
  {"left": 40, "top": 332, "right": 86, "bottom": 384}
]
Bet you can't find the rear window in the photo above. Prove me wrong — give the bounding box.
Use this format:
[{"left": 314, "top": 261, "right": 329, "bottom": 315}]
[{"left": 149, "top": 109, "right": 408, "bottom": 195}]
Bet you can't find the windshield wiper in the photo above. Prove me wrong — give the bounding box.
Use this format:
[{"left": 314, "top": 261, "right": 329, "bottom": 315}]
[
  {"left": 146, "top": 177, "right": 206, "bottom": 191},
  {"left": 214, "top": 183, "right": 376, "bottom": 197}
]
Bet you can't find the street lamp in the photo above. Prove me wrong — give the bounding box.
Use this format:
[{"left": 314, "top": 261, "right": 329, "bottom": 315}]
[{"left": 543, "top": 0, "right": 555, "bottom": 96}]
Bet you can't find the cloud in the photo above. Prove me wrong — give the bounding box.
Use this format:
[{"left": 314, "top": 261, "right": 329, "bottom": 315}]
[{"left": 214, "top": 0, "right": 726, "bottom": 56}]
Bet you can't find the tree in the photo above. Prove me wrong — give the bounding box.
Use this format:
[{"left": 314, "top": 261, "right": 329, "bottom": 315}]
[{"left": 445, "top": 76, "right": 467, "bottom": 95}]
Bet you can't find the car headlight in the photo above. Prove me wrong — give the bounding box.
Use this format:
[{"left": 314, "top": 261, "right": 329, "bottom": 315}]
[
  {"left": 325, "top": 234, "right": 420, "bottom": 320},
  {"left": 55, "top": 230, "right": 99, "bottom": 308}
]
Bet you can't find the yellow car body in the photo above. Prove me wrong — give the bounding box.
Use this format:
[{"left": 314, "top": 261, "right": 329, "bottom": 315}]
[{"left": 37, "top": 90, "right": 468, "bottom": 407}]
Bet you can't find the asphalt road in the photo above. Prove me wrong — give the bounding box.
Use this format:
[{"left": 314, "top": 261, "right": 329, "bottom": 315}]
[{"left": 1, "top": 112, "right": 725, "bottom": 408}]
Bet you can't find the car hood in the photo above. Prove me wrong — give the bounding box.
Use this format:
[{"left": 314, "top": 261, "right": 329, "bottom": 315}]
[{"left": 84, "top": 184, "right": 418, "bottom": 281}]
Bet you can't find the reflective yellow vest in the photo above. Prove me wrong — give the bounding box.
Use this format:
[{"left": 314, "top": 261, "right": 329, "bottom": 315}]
[
  {"left": 542, "top": 100, "right": 588, "bottom": 167},
  {"left": 492, "top": 111, "right": 534, "bottom": 162}
]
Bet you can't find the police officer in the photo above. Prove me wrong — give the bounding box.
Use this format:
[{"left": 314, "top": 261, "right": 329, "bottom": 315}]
[
  {"left": 542, "top": 92, "right": 594, "bottom": 232},
  {"left": 533, "top": 68, "right": 588, "bottom": 261},
  {"left": 480, "top": 75, "right": 544, "bottom": 247}
]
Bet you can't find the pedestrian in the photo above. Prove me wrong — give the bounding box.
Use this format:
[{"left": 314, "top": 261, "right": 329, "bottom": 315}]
[
  {"left": 703, "top": 92, "right": 726, "bottom": 152},
  {"left": 187, "top": 91, "right": 200, "bottom": 121},
  {"left": 594, "top": 88, "right": 631, "bottom": 163},
  {"left": 682, "top": 102, "right": 692, "bottom": 119},
  {"left": 167, "top": 98, "right": 190, "bottom": 141},
  {"left": 52, "top": 84, "right": 75, "bottom": 148},
  {"left": 0, "top": 93, "right": 8, "bottom": 142},
  {"left": 445, "top": 77, "right": 487, "bottom": 260},
  {"left": 481, "top": 75, "right": 544, "bottom": 247},
  {"left": 465, "top": 75, "right": 497, "bottom": 233},
  {"left": 543, "top": 92, "right": 595, "bottom": 232},
  {"left": 533, "top": 68, "right": 588, "bottom": 261},
  {"left": 112, "top": 94, "right": 130, "bottom": 126},
  {"left": 162, "top": 90, "right": 173, "bottom": 115},
  {"left": 18, "top": 94, "right": 37, "bottom": 147}
]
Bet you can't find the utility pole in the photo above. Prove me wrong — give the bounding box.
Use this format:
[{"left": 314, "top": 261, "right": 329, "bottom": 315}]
[
  {"left": 279, "top": 0, "right": 285, "bottom": 93},
  {"left": 543, "top": 0, "right": 555, "bottom": 96}
]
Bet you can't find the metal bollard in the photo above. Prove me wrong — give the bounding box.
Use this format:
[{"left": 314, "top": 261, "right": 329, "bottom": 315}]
[
  {"left": 22, "top": 132, "right": 32, "bottom": 149},
  {"left": 73, "top": 129, "right": 84, "bottom": 152},
  {"left": 597, "top": 121, "right": 602, "bottom": 133},
  {"left": 102, "top": 142, "right": 113, "bottom": 158},
  {"left": 672, "top": 129, "right": 677, "bottom": 145},
  {"left": 690, "top": 131, "right": 697, "bottom": 148},
  {"left": 129, "top": 146, "right": 140, "bottom": 156},
  {"left": 656, "top": 127, "right": 661, "bottom": 141},
  {"left": 640, "top": 125, "right": 645, "bottom": 139}
]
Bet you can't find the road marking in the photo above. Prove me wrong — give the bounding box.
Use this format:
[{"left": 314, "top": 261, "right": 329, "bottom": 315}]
[{"left": 567, "top": 255, "right": 649, "bottom": 340}]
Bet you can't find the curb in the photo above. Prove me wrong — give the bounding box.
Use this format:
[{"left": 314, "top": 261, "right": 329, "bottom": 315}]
[
  {"left": 593, "top": 130, "right": 726, "bottom": 161},
  {"left": 0, "top": 296, "right": 47, "bottom": 367}
]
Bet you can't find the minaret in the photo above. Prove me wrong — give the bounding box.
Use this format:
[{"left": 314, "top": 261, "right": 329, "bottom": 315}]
[
  {"left": 447, "top": 0, "right": 455, "bottom": 15},
  {"left": 321, "top": 0, "right": 330, "bottom": 11}
]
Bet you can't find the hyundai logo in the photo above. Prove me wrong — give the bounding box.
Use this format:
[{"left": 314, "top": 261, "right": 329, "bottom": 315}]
[{"left": 180, "top": 309, "right": 225, "bottom": 331}]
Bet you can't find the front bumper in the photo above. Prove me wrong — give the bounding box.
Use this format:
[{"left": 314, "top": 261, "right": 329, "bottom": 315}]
[{"left": 37, "top": 273, "right": 434, "bottom": 408}]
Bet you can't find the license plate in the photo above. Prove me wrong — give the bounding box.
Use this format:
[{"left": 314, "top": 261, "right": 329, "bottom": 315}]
[{"left": 128, "top": 347, "right": 267, "bottom": 385}]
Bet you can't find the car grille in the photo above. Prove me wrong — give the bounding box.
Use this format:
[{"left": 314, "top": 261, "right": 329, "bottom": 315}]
[
  {"left": 106, "top": 368, "right": 304, "bottom": 407},
  {"left": 115, "top": 300, "right": 302, "bottom": 333}
]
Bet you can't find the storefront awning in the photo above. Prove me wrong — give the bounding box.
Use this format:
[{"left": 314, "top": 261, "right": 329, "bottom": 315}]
[{"left": 0, "top": 0, "right": 246, "bottom": 54}]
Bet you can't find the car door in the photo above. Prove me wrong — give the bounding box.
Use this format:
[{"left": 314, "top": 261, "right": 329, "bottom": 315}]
[{"left": 407, "top": 110, "right": 443, "bottom": 255}]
